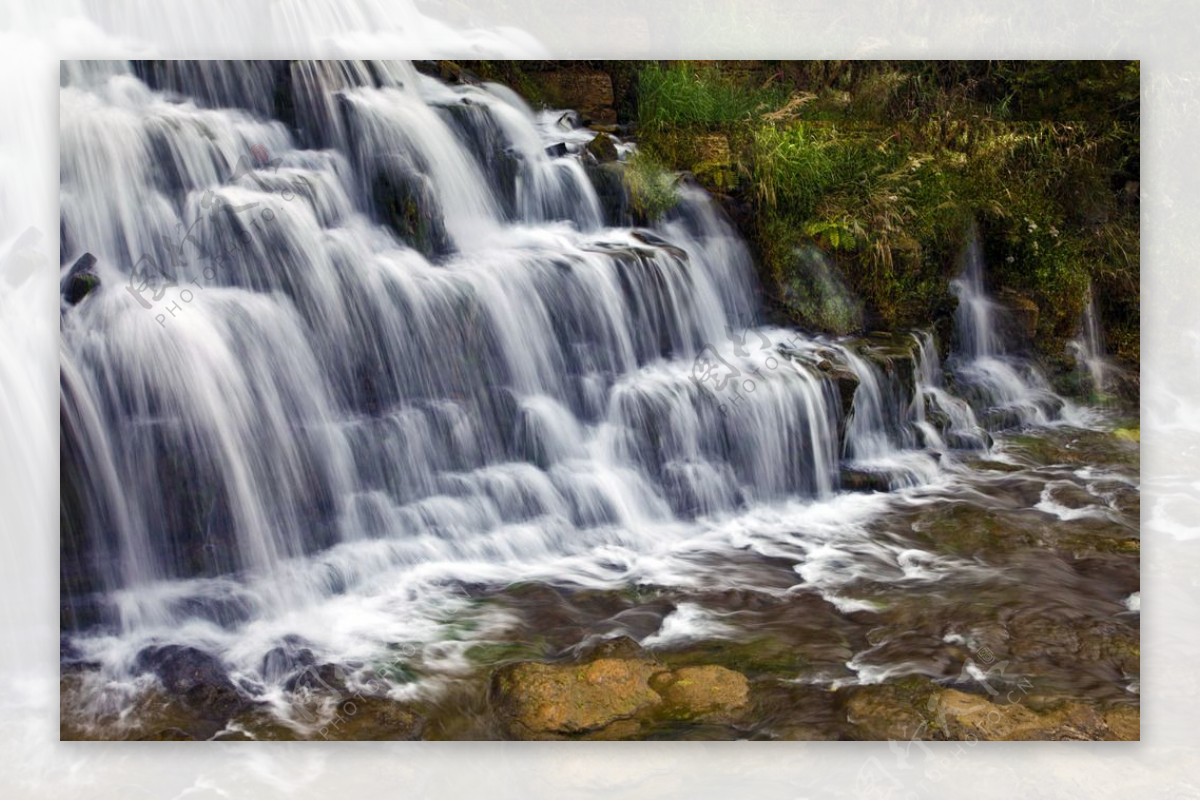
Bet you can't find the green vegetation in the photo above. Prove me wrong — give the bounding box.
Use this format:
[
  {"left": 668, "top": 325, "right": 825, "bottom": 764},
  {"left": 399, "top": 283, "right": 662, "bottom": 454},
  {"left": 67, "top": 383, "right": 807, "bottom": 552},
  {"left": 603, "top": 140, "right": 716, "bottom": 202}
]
[
  {"left": 637, "top": 61, "right": 788, "bottom": 129},
  {"left": 633, "top": 61, "right": 1139, "bottom": 369}
]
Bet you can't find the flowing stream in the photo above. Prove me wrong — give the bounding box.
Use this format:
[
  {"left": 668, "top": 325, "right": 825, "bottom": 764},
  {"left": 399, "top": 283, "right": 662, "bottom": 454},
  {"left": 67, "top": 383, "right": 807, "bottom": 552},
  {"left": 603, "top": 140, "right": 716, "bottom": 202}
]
[{"left": 59, "top": 60, "right": 1138, "bottom": 739}]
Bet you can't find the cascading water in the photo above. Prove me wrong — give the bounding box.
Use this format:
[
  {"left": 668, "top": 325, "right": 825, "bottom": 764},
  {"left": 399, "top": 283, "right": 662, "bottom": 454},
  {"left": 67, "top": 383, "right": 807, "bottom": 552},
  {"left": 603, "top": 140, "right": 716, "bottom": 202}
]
[
  {"left": 910, "top": 331, "right": 990, "bottom": 452},
  {"left": 948, "top": 228, "right": 1088, "bottom": 428},
  {"left": 59, "top": 61, "right": 1122, "bottom": 734},
  {"left": 1070, "top": 282, "right": 1115, "bottom": 400}
]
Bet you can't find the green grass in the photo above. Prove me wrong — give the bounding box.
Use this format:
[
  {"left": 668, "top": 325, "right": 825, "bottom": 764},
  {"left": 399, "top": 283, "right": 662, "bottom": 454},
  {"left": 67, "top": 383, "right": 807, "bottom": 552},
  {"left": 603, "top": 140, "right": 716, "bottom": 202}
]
[{"left": 637, "top": 62, "right": 788, "bottom": 132}]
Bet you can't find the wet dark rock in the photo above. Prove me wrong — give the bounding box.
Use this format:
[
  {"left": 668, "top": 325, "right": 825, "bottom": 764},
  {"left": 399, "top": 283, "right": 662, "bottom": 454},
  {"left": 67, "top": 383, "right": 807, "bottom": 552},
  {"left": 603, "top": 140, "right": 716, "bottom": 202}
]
[
  {"left": 437, "top": 101, "right": 522, "bottom": 218},
  {"left": 371, "top": 155, "right": 450, "bottom": 259},
  {"left": 262, "top": 641, "right": 317, "bottom": 685},
  {"left": 544, "top": 142, "right": 569, "bottom": 158},
  {"left": 133, "top": 61, "right": 283, "bottom": 122},
  {"left": 61, "top": 252, "right": 100, "bottom": 305},
  {"left": 983, "top": 408, "right": 1024, "bottom": 431},
  {"left": 585, "top": 162, "right": 633, "bottom": 226},
  {"left": 777, "top": 346, "right": 860, "bottom": 426},
  {"left": 839, "top": 468, "right": 892, "bottom": 493},
  {"left": 854, "top": 333, "right": 920, "bottom": 401},
  {"left": 630, "top": 229, "right": 687, "bottom": 262},
  {"left": 133, "top": 644, "right": 251, "bottom": 731},
  {"left": 829, "top": 366, "right": 861, "bottom": 423}
]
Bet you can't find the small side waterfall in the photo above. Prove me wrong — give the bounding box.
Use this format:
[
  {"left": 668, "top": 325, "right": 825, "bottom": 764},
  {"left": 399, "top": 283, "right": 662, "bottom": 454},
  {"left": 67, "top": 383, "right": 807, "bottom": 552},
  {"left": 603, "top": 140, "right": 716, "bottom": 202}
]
[
  {"left": 910, "top": 331, "right": 989, "bottom": 451},
  {"left": 1070, "top": 282, "right": 1114, "bottom": 400},
  {"left": 948, "top": 229, "right": 1084, "bottom": 428}
]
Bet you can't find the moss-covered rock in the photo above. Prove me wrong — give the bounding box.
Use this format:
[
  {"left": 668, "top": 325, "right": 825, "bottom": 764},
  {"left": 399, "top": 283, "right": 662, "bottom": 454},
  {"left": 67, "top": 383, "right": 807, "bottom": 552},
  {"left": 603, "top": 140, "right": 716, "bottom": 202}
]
[
  {"left": 649, "top": 664, "right": 749, "bottom": 722},
  {"left": 585, "top": 132, "right": 619, "bottom": 163},
  {"left": 491, "top": 657, "right": 663, "bottom": 737},
  {"left": 842, "top": 676, "right": 941, "bottom": 741},
  {"left": 489, "top": 654, "right": 753, "bottom": 739}
]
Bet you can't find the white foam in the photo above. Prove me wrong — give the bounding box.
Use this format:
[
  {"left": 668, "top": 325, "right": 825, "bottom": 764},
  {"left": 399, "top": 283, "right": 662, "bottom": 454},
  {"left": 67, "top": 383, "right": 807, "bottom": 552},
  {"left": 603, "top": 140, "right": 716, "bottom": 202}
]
[{"left": 641, "top": 602, "right": 738, "bottom": 648}]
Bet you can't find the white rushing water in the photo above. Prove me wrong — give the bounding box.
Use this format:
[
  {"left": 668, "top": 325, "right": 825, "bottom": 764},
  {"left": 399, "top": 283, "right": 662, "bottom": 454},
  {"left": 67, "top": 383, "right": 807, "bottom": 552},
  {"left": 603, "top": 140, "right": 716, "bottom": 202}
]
[
  {"left": 948, "top": 228, "right": 1095, "bottom": 429},
  {"left": 58, "top": 60, "right": 1094, "bottom": 721}
]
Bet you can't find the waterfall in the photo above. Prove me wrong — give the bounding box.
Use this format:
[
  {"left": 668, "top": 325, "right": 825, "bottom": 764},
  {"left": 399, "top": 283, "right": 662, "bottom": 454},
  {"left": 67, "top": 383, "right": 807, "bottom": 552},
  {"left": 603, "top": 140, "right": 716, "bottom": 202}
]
[
  {"left": 948, "top": 227, "right": 1084, "bottom": 428},
  {"left": 910, "top": 331, "right": 989, "bottom": 452},
  {"left": 60, "top": 61, "right": 1042, "bottom": 709},
  {"left": 830, "top": 343, "right": 941, "bottom": 489},
  {"left": 1070, "top": 282, "right": 1114, "bottom": 400}
]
